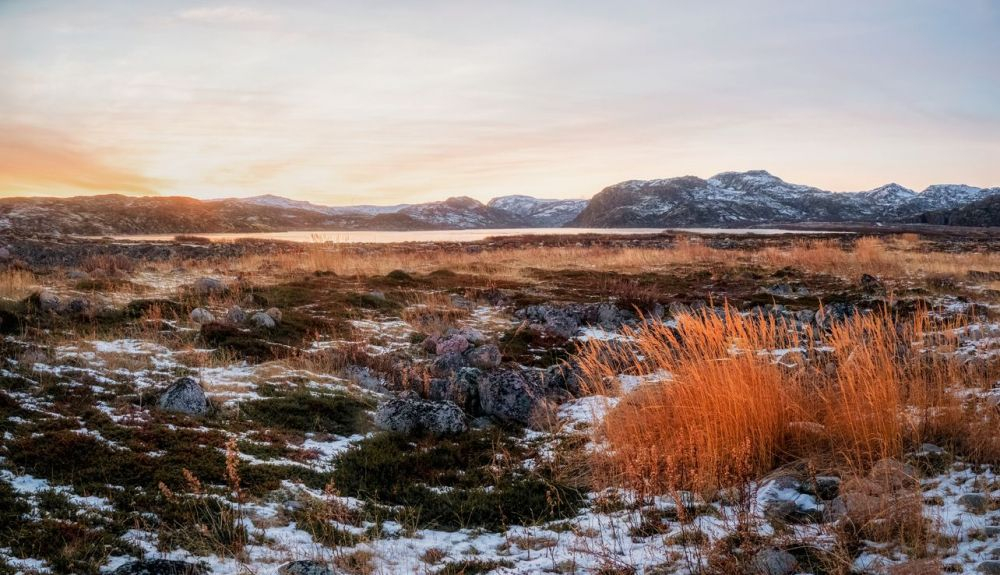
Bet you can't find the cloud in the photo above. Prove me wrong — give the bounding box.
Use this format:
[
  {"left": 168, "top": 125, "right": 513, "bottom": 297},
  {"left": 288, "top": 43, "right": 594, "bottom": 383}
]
[
  {"left": 0, "top": 124, "right": 160, "bottom": 197},
  {"left": 176, "top": 5, "right": 277, "bottom": 25}
]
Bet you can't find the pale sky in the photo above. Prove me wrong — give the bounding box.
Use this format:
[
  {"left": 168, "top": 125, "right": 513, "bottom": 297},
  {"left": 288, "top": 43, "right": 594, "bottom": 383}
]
[{"left": 1, "top": 0, "right": 998, "bottom": 204}]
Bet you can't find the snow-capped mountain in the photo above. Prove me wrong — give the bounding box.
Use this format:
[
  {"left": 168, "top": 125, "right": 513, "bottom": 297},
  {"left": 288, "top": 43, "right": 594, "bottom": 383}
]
[
  {"left": 569, "top": 170, "right": 1000, "bottom": 227},
  {"left": 241, "top": 195, "right": 411, "bottom": 216},
  {"left": 487, "top": 195, "right": 588, "bottom": 226}
]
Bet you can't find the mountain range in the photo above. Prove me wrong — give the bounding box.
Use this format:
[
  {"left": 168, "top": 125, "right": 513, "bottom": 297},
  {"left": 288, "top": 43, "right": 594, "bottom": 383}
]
[{"left": 0, "top": 170, "right": 996, "bottom": 236}]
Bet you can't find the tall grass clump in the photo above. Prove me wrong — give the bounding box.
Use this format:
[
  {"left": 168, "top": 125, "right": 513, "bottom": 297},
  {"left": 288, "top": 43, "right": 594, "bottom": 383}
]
[
  {"left": 0, "top": 268, "right": 36, "bottom": 299},
  {"left": 577, "top": 303, "right": 989, "bottom": 497}
]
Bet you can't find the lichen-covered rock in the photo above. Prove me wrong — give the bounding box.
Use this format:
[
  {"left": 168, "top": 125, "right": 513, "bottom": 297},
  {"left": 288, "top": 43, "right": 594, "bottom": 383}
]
[
  {"left": 436, "top": 334, "right": 470, "bottom": 355},
  {"left": 958, "top": 493, "right": 989, "bottom": 514},
  {"left": 158, "top": 377, "right": 209, "bottom": 415},
  {"left": 189, "top": 307, "right": 215, "bottom": 324},
  {"left": 464, "top": 344, "right": 501, "bottom": 369},
  {"left": 428, "top": 368, "right": 481, "bottom": 412},
  {"left": 478, "top": 369, "right": 547, "bottom": 425},
  {"left": 869, "top": 458, "right": 918, "bottom": 490},
  {"left": 431, "top": 351, "right": 468, "bottom": 376},
  {"left": 250, "top": 311, "right": 276, "bottom": 329},
  {"left": 112, "top": 559, "right": 206, "bottom": 575},
  {"left": 225, "top": 305, "right": 246, "bottom": 324},
  {"left": 278, "top": 561, "right": 342, "bottom": 575},
  {"left": 36, "top": 289, "right": 61, "bottom": 312},
  {"left": 374, "top": 397, "right": 467, "bottom": 435}
]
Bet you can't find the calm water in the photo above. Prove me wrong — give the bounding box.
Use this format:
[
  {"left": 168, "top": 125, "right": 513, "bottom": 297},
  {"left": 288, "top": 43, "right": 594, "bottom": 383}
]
[{"left": 101, "top": 227, "right": 835, "bottom": 244}]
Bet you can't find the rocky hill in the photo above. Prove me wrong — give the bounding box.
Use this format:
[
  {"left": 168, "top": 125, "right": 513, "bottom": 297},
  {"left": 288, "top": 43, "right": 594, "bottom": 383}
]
[
  {"left": 569, "top": 170, "right": 1000, "bottom": 227},
  {"left": 914, "top": 194, "right": 1000, "bottom": 227}
]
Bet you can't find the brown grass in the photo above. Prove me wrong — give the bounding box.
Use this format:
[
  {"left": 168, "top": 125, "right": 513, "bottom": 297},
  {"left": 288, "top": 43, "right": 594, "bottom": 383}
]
[
  {"left": 577, "top": 304, "right": 999, "bottom": 497},
  {"left": 0, "top": 268, "right": 37, "bottom": 299}
]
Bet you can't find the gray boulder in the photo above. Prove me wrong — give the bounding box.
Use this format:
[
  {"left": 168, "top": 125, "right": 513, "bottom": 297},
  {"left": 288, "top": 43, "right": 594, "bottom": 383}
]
[
  {"left": 191, "top": 277, "right": 226, "bottom": 296},
  {"left": 278, "top": 561, "right": 341, "bottom": 575},
  {"left": 36, "top": 290, "right": 61, "bottom": 312},
  {"left": 428, "top": 368, "right": 481, "bottom": 412},
  {"left": 112, "top": 559, "right": 206, "bottom": 575},
  {"left": 158, "top": 377, "right": 209, "bottom": 415},
  {"left": 374, "top": 397, "right": 467, "bottom": 435},
  {"left": 979, "top": 562, "right": 1000, "bottom": 575},
  {"left": 431, "top": 351, "right": 467, "bottom": 376},
  {"left": 478, "top": 369, "right": 547, "bottom": 425},
  {"left": 959, "top": 493, "right": 989, "bottom": 514},
  {"left": 750, "top": 548, "right": 798, "bottom": 575},
  {"left": 189, "top": 307, "right": 215, "bottom": 324},
  {"left": 225, "top": 306, "right": 246, "bottom": 324},
  {"left": 249, "top": 311, "right": 276, "bottom": 329},
  {"left": 464, "top": 344, "right": 501, "bottom": 369},
  {"left": 265, "top": 307, "right": 283, "bottom": 322},
  {"left": 436, "top": 334, "right": 470, "bottom": 355}
]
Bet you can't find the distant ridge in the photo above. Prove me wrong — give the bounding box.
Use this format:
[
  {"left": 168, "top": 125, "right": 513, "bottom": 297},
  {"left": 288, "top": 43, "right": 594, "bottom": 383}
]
[{"left": 1, "top": 171, "right": 997, "bottom": 236}]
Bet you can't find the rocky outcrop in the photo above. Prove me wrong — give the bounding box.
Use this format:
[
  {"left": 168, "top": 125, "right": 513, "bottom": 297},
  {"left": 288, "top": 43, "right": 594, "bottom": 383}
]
[{"left": 374, "top": 396, "right": 467, "bottom": 435}]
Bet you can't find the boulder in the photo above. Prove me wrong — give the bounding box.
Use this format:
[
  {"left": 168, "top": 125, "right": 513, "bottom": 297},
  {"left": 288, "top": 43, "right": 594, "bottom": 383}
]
[
  {"left": 265, "top": 307, "right": 283, "bottom": 322},
  {"left": 111, "top": 559, "right": 206, "bottom": 575},
  {"left": 278, "top": 561, "right": 341, "bottom": 575},
  {"left": 225, "top": 306, "right": 247, "bottom": 324},
  {"left": 750, "top": 548, "right": 798, "bottom": 575},
  {"left": 436, "top": 334, "right": 470, "bottom": 355},
  {"left": 428, "top": 368, "right": 480, "bottom": 412},
  {"left": 65, "top": 296, "right": 93, "bottom": 315},
  {"left": 478, "top": 369, "right": 547, "bottom": 425},
  {"left": 958, "top": 493, "right": 989, "bottom": 514},
  {"left": 869, "top": 458, "right": 918, "bottom": 490},
  {"left": 431, "top": 352, "right": 467, "bottom": 376},
  {"left": 0, "top": 246, "right": 10, "bottom": 260},
  {"left": 249, "top": 311, "right": 276, "bottom": 329},
  {"left": 189, "top": 307, "right": 215, "bottom": 324},
  {"left": 374, "top": 397, "right": 467, "bottom": 436},
  {"left": 464, "top": 344, "right": 501, "bottom": 369},
  {"left": 759, "top": 473, "right": 822, "bottom": 524},
  {"left": 909, "top": 443, "right": 949, "bottom": 473},
  {"left": 191, "top": 277, "right": 227, "bottom": 296},
  {"left": 455, "top": 326, "right": 486, "bottom": 345},
  {"left": 980, "top": 561, "right": 1000, "bottom": 574},
  {"left": 860, "top": 273, "right": 886, "bottom": 295},
  {"left": 158, "top": 377, "right": 209, "bottom": 415},
  {"left": 36, "top": 289, "right": 61, "bottom": 312},
  {"left": 421, "top": 334, "right": 440, "bottom": 354}
]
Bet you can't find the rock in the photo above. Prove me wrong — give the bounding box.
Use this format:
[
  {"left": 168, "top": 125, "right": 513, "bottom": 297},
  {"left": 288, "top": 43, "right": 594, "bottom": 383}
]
[
  {"left": 0, "top": 246, "right": 10, "bottom": 260},
  {"left": 189, "top": 307, "right": 215, "bottom": 324},
  {"left": 455, "top": 326, "right": 486, "bottom": 345},
  {"left": 191, "top": 277, "right": 227, "bottom": 296},
  {"left": 225, "top": 306, "right": 246, "bottom": 324},
  {"left": 421, "top": 335, "right": 440, "bottom": 354},
  {"left": 65, "top": 297, "right": 93, "bottom": 314},
  {"left": 464, "top": 344, "right": 501, "bottom": 369},
  {"left": 158, "top": 377, "right": 209, "bottom": 415},
  {"left": 67, "top": 269, "right": 90, "bottom": 280},
  {"left": 749, "top": 548, "right": 798, "bottom": 575},
  {"left": 265, "top": 307, "right": 283, "bottom": 322},
  {"left": 36, "top": 289, "right": 61, "bottom": 312},
  {"left": 436, "top": 334, "right": 470, "bottom": 355},
  {"left": 812, "top": 476, "right": 842, "bottom": 500},
  {"left": 478, "top": 369, "right": 548, "bottom": 425},
  {"left": 760, "top": 474, "right": 822, "bottom": 524},
  {"left": 515, "top": 305, "right": 581, "bottom": 339},
  {"left": 860, "top": 273, "right": 886, "bottom": 294},
  {"left": 431, "top": 352, "right": 468, "bottom": 376},
  {"left": 249, "top": 311, "right": 276, "bottom": 329},
  {"left": 909, "top": 443, "right": 949, "bottom": 473},
  {"left": 959, "top": 493, "right": 989, "bottom": 514},
  {"left": 374, "top": 397, "right": 467, "bottom": 435},
  {"left": 869, "top": 458, "right": 918, "bottom": 490},
  {"left": 428, "top": 368, "right": 480, "bottom": 412},
  {"left": 278, "top": 561, "right": 341, "bottom": 575},
  {"left": 979, "top": 561, "right": 1000, "bottom": 575},
  {"left": 112, "top": 560, "right": 206, "bottom": 575},
  {"left": 366, "top": 290, "right": 386, "bottom": 301}
]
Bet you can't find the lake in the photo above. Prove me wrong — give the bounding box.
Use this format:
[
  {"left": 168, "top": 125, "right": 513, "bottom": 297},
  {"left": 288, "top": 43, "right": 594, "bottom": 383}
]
[{"left": 103, "top": 227, "right": 837, "bottom": 244}]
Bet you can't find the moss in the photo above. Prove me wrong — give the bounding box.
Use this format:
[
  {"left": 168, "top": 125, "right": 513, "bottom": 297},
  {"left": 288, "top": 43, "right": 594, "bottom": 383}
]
[
  {"left": 156, "top": 495, "right": 248, "bottom": 556},
  {"left": 498, "top": 327, "right": 571, "bottom": 368},
  {"left": 331, "top": 431, "right": 585, "bottom": 531},
  {"left": 240, "top": 391, "right": 373, "bottom": 436}
]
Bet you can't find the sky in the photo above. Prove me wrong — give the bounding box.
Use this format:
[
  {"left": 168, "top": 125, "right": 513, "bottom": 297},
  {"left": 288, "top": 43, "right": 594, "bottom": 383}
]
[{"left": 1, "top": 0, "right": 999, "bottom": 204}]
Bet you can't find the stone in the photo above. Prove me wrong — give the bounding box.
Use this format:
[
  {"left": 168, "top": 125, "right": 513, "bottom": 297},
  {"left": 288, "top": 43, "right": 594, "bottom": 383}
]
[
  {"left": 464, "top": 344, "right": 501, "bottom": 369},
  {"left": 112, "top": 560, "right": 206, "bottom": 575},
  {"left": 191, "top": 277, "right": 227, "bottom": 296},
  {"left": 225, "top": 306, "right": 247, "bottom": 324},
  {"left": 909, "top": 443, "right": 949, "bottom": 473},
  {"left": 869, "top": 458, "right": 918, "bottom": 490},
  {"left": 189, "top": 307, "right": 215, "bottom": 324},
  {"left": 249, "top": 311, "right": 276, "bottom": 329},
  {"left": 158, "top": 377, "right": 209, "bottom": 415},
  {"left": 959, "top": 493, "right": 989, "bottom": 514},
  {"left": 431, "top": 352, "right": 468, "bottom": 376},
  {"left": 265, "top": 307, "right": 283, "bottom": 322},
  {"left": 421, "top": 335, "right": 440, "bottom": 354},
  {"left": 812, "top": 476, "right": 842, "bottom": 500},
  {"left": 65, "top": 297, "right": 93, "bottom": 314},
  {"left": 36, "top": 289, "right": 61, "bottom": 312},
  {"left": 478, "top": 369, "right": 547, "bottom": 425},
  {"left": 749, "top": 548, "right": 798, "bottom": 575},
  {"left": 760, "top": 474, "right": 822, "bottom": 524},
  {"left": 373, "top": 397, "right": 467, "bottom": 436},
  {"left": 436, "top": 334, "right": 470, "bottom": 355},
  {"left": 860, "top": 273, "right": 886, "bottom": 294},
  {"left": 456, "top": 326, "right": 486, "bottom": 345},
  {"left": 278, "top": 561, "right": 342, "bottom": 575},
  {"left": 0, "top": 246, "right": 10, "bottom": 260},
  {"left": 428, "top": 368, "right": 480, "bottom": 412},
  {"left": 67, "top": 269, "right": 90, "bottom": 280},
  {"left": 978, "top": 561, "right": 1000, "bottom": 574}
]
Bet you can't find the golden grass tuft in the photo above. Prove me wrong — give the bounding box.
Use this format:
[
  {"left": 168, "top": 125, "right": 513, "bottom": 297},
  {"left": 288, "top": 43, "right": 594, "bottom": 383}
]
[
  {"left": 0, "top": 268, "right": 36, "bottom": 299},
  {"left": 578, "top": 304, "right": 999, "bottom": 497}
]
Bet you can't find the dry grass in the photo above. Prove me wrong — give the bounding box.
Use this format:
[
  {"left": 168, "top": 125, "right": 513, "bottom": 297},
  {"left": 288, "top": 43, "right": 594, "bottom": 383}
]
[
  {"left": 0, "top": 268, "right": 37, "bottom": 299},
  {"left": 578, "top": 304, "right": 1000, "bottom": 497}
]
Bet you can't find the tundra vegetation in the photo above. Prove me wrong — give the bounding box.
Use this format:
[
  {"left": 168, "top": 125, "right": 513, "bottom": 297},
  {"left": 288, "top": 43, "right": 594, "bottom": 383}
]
[{"left": 1, "top": 230, "right": 1000, "bottom": 574}]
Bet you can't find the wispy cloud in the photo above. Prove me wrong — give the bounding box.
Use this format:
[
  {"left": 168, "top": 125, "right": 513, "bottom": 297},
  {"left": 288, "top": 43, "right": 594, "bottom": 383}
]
[
  {"left": 0, "top": 124, "right": 160, "bottom": 197},
  {"left": 176, "top": 5, "right": 277, "bottom": 25}
]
